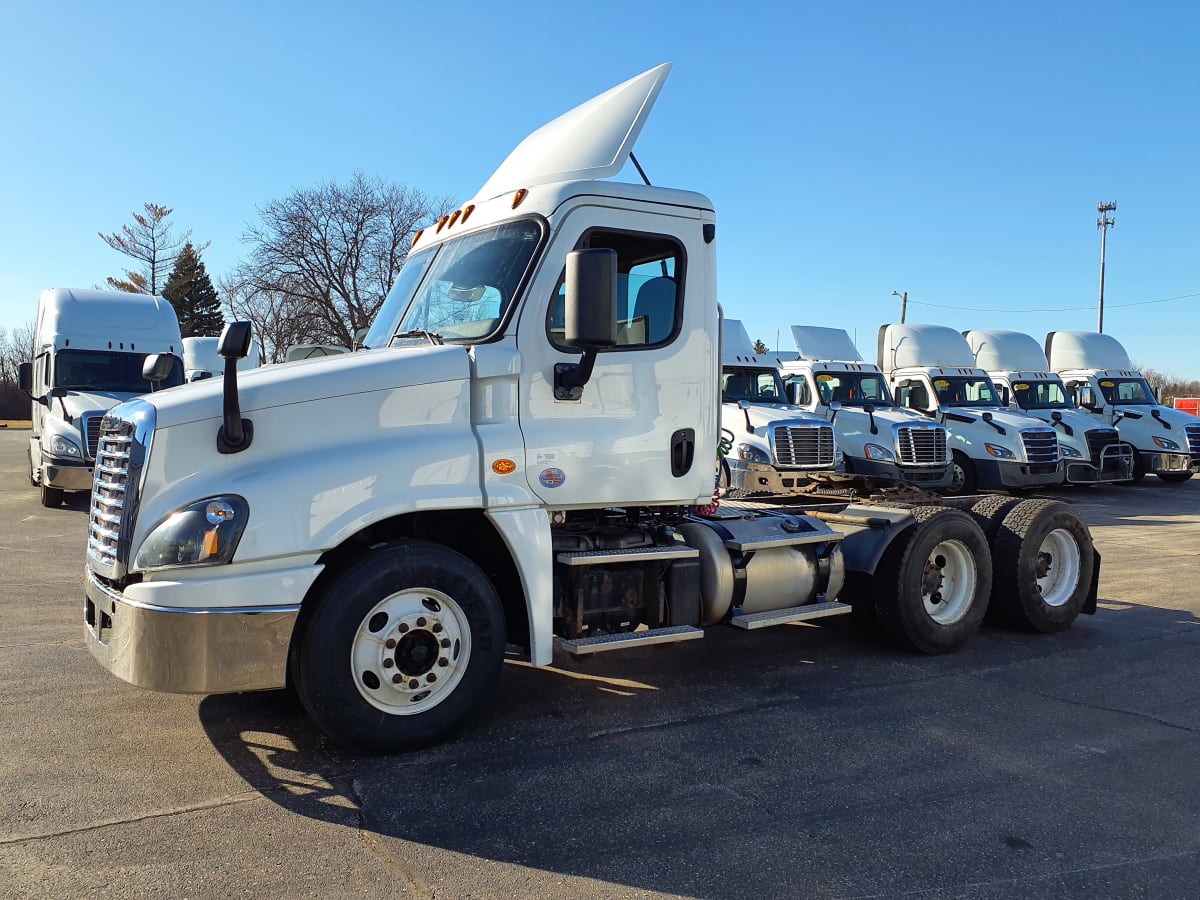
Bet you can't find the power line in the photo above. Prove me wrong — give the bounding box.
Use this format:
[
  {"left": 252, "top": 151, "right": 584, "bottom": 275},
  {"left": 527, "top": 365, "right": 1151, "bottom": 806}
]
[{"left": 905, "top": 291, "right": 1200, "bottom": 314}]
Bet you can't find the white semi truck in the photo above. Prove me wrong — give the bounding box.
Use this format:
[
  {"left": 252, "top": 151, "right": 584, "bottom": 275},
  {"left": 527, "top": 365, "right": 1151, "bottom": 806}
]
[
  {"left": 1047, "top": 330, "right": 1200, "bottom": 483},
  {"left": 778, "top": 325, "right": 952, "bottom": 491},
  {"left": 84, "top": 65, "right": 1100, "bottom": 753},
  {"left": 963, "top": 330, "right": 1132, "bottom": 485},
  {"left": 879, "top": 323, "right": 1063, "bottom": 494},
  {"left": 183, "top": 335, "right": 263, "bottom": 382},
  {"left": 719, "top": 319, "right": 840, "bottom": 494},
  {"left": 18, "top": 288, "right": 183, "bottom": 507}
]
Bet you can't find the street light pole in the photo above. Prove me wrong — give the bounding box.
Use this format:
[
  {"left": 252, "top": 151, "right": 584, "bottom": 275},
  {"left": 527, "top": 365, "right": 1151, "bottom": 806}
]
[
  {"left": 890, "top": 291, "right": 908, "bottom": 323},
  {"left": 1097, "top": 201, "right": 1117, "bottom": 333}
]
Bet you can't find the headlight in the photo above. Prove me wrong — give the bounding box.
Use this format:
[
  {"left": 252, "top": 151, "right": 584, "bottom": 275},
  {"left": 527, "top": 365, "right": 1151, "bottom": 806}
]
[
  {"left": 864, "top": 443, "right": 896, "bottom": 462},
  {"left": 1060, "top": 444, "right": 1083, "bottom": 459},
  {"left": 1153, "top": 436, "right": 1181, "bottom": 451},
  {"left": 736, "top": 443, "right": 771, "bottom": 464},
  {"left": 985, "top": 443, "right": 1015, "bottom": 459},
  {"left": 134, "top": 496, "right": 249, "bottom": 571},
  {"left": 48, "top": 434, "right": 82, "bottom": 458}
]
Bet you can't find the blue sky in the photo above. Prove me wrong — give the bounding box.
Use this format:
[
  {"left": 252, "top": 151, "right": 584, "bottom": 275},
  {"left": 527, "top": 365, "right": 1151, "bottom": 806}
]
[{"left": 2, "top": 1, "right": 1197, "bottom": 376}]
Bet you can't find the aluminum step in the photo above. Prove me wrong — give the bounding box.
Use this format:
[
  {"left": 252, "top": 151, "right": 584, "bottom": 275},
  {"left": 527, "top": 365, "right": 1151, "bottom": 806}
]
[
  {"left": 556, "top": 625, "right": 704, "bottom": 655},
  {"left": 556, "top": 545, "right": 699, "bottom": 566},
  {"left": 729, "top": 600, "right": 852, "bottom": 630}
]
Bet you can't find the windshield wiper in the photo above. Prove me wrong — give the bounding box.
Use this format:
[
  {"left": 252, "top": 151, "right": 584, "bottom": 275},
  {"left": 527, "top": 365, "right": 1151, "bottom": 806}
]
[{"left": 390, "top": 329, "right": 444, "bottom": 347}]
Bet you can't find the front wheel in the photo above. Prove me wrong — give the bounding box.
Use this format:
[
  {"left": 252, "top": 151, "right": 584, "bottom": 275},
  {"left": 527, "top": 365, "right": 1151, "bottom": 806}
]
[
  {"left": 1127, "top": 449, "right": 1146, "bottom": 484},
  {"left": 942, "top": 450, "right": 977, "bottom": 496},
  {"left": 1157, "top": 471, "right": 1193, "bottom": 483},
  {"left": 293, "top": 540, "right": 506, "bottom": 753},
  {"left": 40, "top": 481, "right": 64, "bottom": 508}
]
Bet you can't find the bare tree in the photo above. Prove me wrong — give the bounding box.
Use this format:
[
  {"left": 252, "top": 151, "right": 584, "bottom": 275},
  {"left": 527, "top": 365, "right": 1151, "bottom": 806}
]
[
  {"left": 231, "top": 173, "right": 453, "bottom": 350},
  {"left": 221, "top": 274, "right": 315, "bottom": 364},
  {"left": 100, "top": 203, "right": 206, "bottom": 294},
  {"left": 0, "top": 321, "right": 35, "bottom": 418}
]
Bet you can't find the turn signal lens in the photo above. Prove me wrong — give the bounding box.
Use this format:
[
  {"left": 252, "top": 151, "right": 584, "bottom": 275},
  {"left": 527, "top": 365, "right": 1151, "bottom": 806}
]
[{"left": 492, "top": 459, "right": 517, "bottom": 475}]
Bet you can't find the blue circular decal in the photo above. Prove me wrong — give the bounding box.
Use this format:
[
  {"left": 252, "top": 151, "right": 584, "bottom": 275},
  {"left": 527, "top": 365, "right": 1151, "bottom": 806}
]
[{"left": 538, "top": 467, "right": 566, "bottom": 488}]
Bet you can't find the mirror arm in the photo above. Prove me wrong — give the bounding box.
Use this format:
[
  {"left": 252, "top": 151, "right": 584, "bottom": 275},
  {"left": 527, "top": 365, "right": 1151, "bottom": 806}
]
[{"left": 553, "top": 351, "right": 599, "bottom": 402}]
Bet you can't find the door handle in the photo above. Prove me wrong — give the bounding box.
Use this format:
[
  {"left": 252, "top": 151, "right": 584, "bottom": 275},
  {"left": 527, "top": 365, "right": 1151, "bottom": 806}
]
[{"left": 670, "top": 428, "right": 695, "bottom": 477}]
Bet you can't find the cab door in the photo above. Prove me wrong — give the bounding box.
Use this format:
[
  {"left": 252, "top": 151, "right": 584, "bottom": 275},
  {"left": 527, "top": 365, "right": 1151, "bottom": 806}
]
[{"left": 515, "top": 203, "right": 717, "bottom": 508}]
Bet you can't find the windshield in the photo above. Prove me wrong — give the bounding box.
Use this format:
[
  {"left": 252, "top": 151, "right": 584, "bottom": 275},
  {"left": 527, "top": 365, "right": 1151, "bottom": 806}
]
[
  {"left": 1011, "top": 379, "right": 1071, "bottom": 410},
  {"left": 1097, "top": 377, "right": 1156, "bottom": 406},
  {"left": 362, "top": 219, "right": 543, "bottom": 349},
  {"left": 932, "top": 376, "right": 1001, "bottom": 408},
  {"left": 54, "top": 349, "right": 184, "bottom": 393},
  {"left": 723, "top": 367, "right": 788, "bottom": 403},
  {"left": 813, "top": 371, "right": 894, "bottom": 406}
]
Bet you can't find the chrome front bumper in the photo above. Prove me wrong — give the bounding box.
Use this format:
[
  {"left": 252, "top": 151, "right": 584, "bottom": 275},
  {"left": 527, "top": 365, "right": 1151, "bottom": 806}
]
[
  {"left": 1143, "top": 451, "right": 1199, "bottom": 476},
  {"left": 43, "top": 461, "right": 95, "bottom": 491},
  {"left": 85, "top": 567, "right": 298, "bottom": 694}
]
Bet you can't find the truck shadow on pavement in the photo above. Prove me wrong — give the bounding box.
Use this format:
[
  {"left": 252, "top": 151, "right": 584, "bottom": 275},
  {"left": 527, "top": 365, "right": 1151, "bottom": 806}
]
[{"left": 197, "top": 601, "right": 1200, "bottom": 898}]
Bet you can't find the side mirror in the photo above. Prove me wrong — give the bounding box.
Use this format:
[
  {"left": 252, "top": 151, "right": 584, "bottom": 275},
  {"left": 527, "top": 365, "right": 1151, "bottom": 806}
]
[
  {"left": 1000, "top": 387, "right": 1010, "bottom": 407},
  {"left": 785, "top": 381, "right": 800, "bottom": 405},
  {"left": 219, "top": 321, "right": 253, "bottom": 360},
  {"left": 555, "top": 249, "right": 617, "bottom": 400},
  {"left": 829, "top": 401, "right": 842, "bottom": 413},
  {"left": 216, "top": 321, "right": 254, "bottom": 453},
  {"left": 142, "top": 353, "right": 176, "bottom": 385},
  {"left": 18, "top": 361, "right": 33, "bottom": 394},
  {"left": 352, "top": 326, "right": 370, "bottom": 349}
]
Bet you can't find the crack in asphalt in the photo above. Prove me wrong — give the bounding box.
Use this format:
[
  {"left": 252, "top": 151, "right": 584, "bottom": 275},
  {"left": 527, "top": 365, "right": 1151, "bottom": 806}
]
[{"left": 350, "top": 775, "right": 438, "bottom": 898}]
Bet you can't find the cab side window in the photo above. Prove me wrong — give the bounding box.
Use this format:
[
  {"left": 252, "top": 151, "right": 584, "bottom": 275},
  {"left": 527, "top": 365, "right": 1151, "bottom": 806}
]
[{"left": 549, "top": 229, "right": 684, "bottom": 350}]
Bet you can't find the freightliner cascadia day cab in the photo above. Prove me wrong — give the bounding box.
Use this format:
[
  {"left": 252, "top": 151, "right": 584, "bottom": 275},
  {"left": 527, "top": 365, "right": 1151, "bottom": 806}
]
[
  {"left": 18, "top": 288, "right": 183, "bottom": 507},
  {"left": 879, "top": 323, "right": 1063, "bottom": 494},
  {"left": 1047, "top": 330, "right": 1200, "bottom": 483},
  {"left": 779, "top": 325, "right": 952, "bottom": 491},
  {"left": 964, "top": 329, "right": 1132, "bottom": 485},
  {"left": 718, "top": 319, "right": 840, "bottom": 494},
  {"left": 183, "top": 335, "right": 263, "bottom": 382},
  {"left": 84, "top": 65, "right": 1101, "bottom": 753}
]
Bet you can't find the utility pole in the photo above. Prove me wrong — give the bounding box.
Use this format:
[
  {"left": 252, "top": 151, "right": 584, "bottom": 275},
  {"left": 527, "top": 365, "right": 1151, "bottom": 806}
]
[
  {"left": 1097, "top": 201, "right": 1117, "bottom": 332},
  {"left": 891, "top": 291, "right": 908, "bottom": 323}
]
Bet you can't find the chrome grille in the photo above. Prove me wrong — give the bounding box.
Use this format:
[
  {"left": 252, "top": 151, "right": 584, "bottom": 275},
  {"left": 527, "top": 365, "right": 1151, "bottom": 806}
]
[
  {"left": 1021, "top": 428, "right": 1059, "bottom": 465},
  {"left": 896, "top": 426, "right": 947, "bottom": 466},
  {"left": 772, "top": 424, "right": 835, "bottom": 468},
  {"left": 1084, "top": 428, "right": 1120, "bottom": 465},
  {"left": 87, "top": 419, "right": 134, "bottom": 570},
  {"left": 1186, "top": 424, "right": 1200, "bottom": 461},
  {"left": 83, "top": 413, "right": 103, "bottom": 460}
]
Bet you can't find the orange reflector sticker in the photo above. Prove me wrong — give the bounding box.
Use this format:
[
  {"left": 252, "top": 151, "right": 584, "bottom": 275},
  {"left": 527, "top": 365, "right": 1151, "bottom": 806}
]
[{"left": 492, "top": 459, "right": 517, "bottom": 475}]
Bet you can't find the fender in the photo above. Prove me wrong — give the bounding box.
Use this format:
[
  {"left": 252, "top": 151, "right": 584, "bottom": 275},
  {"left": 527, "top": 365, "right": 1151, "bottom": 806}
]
[{"left": 486, "top": 506, "right": 555, "bottom": 665}]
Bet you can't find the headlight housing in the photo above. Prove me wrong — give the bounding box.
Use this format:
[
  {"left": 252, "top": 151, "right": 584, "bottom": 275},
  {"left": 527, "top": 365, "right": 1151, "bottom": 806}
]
[
  {"left": 134, "top": 496, "right": 249, "bottom": 571},
  {"left": 1060, "top": 444, "right": 1083, "bottom": 459},
  {"left": 736, "top": 443, "right": 771, "bottom": 464},
  {"left": 1152, "top": 436, "right": 1181, "bottom": 451},
  {"left": 864, "top": 443, "right": 896, "bottom": 462},
  {"left": 48, "top": 433, "right": 82, "bottom": 458},
  {"left": 985, "top": 443, "right": 1015, "bottom": 460}
]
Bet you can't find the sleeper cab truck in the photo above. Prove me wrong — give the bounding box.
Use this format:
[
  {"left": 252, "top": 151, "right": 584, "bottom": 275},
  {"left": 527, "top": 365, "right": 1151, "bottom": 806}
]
[
  {"left": 1047, "top": 330, "right": 1199, "bottom": 483},
  {"left": 183, "top": 335, "right": 263, "bottom": 382},
  {"left": 718, "top": 319, "right": 841, "bottom": 495},
  {"left": 82, "top": 64, "right": 1100, "bottom": 753},
  {"left": 878, "top": 323, "right": 1063, "bottom": 495},
  {"left": 18, "top": 288, "right": 183, "bottom": 507},
  {"left": 964, "top": 329, "right": 1132, "bottom": 484},
  {"left": 778, "top": 325, "right": 952, "bottom": 491}
]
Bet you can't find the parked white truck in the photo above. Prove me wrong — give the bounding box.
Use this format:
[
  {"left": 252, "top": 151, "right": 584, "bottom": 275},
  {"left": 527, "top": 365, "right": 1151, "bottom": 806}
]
[
  {"left": 719, "top": 319, "right": 840, "bottom": 494},
  {"left": 84, "top": 65, "right": 1100, "bottom": 753},
  {"left": 18, "top": 288, "right": 183, "bottom": 507},
  {"left": 778, "top": 326, "right": 952, "bottom": 491},
  {"left": 879, "top": 323, "right": 1063, "bottom": 494},
  {"left": 183, "top": 335, "right": 263, "bottom": 382},
  {"left": 963, "top": 330, "right": 1132, "bottom": 485},
  {"left": 1047, "top": 330, "right": 1200, "bottom": 483}
]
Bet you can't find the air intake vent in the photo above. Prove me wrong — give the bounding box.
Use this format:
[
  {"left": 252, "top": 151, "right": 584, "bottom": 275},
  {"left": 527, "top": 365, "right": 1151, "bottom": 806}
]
[
  {"left": 1021, "top": 428, "right": 1059, "bottom": 466},
  {"left": 772, "top": 425, "right": 836, "bottom": 468},
  {"left": 896, "top": 426, "right": 947, "bottom": 466}
]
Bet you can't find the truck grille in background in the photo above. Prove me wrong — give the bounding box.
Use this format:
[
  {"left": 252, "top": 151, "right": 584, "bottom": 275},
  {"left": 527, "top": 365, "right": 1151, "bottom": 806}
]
[
  {"left": 896, "top": 426, "right": 947, "bottom": 466},
  {"left": 1020, "top": 428, "right": 1059, "bottom": 466},
  {"left": 83, "top": 413, "right": 103, "bottom": 460},
  {"left": 1186, "top": 424, "right": 1200, "bottom": 462},
  {"left": 773, "top": 425, "right": 835, "bottom": 468},
  {"left": 1084, "top": 428, "right": 1120, "bottom": 465},
  {"left": 88, "top": 419, "right": 134, "bottom": 569}
]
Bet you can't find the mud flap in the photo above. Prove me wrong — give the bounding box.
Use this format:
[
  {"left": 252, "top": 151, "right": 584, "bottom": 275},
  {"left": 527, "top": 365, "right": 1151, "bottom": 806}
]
[{"left": 1082, "top": 547, "right": 1101, "bottom": 615}]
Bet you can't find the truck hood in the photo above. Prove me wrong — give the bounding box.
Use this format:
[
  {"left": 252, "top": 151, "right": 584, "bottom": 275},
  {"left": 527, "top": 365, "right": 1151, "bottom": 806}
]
[
  {"left": 143, "top": 345, "right": 471, "bottom": 430},
  {"left": 55, "top": 389, "right": 141, "bottom": 421},
  {"left": 832, "top": 405, "right": 936, "bottom": 428},
  {"left": 1114, "top": 403, "right": 1199, "bottom": 435},
  {"left": 722, "top": 402, "right": 828, "bottom": 432},
  {"left": 940, "top": 406, "right": 1051, "bottom": 433},
  {"left": 1019, "top": 407, "right": 1108, "bottom": 442}
]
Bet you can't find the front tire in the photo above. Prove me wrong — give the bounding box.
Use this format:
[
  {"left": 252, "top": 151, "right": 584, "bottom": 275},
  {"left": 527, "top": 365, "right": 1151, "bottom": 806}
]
[
  {"left": 40, "top": 481, "right": 64, "bottom": 508},
  {"left": 293, "top": 540, "right": 506, "bottom": 753},
  {"left": 991, "top": 499, "right": 1093, "bottom": 633},
  {"left": 1128, "top": 450, "right": 1146, "bottom": 484},
  {"left": 873, "top": 506, "right": 992, "bottom": 654},
  {"left": 943, "top": 450, "right": 977, "bottom": 496}
]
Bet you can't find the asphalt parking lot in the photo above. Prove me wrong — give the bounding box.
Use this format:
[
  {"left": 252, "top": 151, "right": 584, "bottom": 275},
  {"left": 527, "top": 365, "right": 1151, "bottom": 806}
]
[{"left": 1, "top": 426, "right": 1198, "bottom": 899}]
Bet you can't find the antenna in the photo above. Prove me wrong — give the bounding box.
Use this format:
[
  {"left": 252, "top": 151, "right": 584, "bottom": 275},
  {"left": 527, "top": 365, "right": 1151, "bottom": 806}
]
[{"left": 1097, "top": 201, "right": 1117, "bottom": 332}]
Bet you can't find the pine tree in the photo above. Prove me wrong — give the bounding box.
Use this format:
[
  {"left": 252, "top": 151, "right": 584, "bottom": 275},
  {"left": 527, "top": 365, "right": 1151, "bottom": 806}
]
[{"left": 161, "top": 242, "right": 225, "bottom": 336}]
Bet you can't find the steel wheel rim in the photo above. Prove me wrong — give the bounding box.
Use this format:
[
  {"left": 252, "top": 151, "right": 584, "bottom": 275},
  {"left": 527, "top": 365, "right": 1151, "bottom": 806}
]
[
  {"left": 949, "top": 461, "right": 966, "bottom": 492},
  {"left": 921, "top": 538, "right": 975, "bottom": 625},
  {"left": 351, "top": 587, "right": 471, "bottom": 715},
  {"left": 1036, "top": 528, "right": 1081, "bottom": 607}
]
